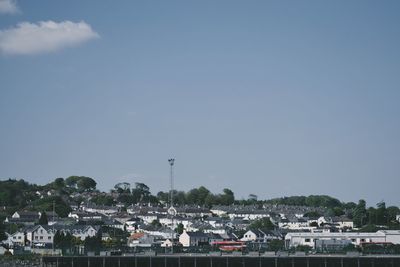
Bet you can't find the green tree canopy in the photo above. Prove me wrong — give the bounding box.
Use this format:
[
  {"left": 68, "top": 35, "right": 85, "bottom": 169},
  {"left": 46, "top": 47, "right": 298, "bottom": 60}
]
[{"left": 248, "top": 217, "right": 275, "bottom": 231}]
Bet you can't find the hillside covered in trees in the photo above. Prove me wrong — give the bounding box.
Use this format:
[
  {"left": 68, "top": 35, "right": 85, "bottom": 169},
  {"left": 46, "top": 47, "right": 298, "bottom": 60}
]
[{"left": 0, "top": 177, "right": 399, "bottom": 231}]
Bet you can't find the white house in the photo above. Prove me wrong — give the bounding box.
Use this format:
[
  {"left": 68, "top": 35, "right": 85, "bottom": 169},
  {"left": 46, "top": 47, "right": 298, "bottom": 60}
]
[
  {"left": 331, "top": 217, "right": 354, "bottom": 229},
  {"left": 137, "top": 214, "right": 159, "bottom": 224},
  {"left": 159, "top": 216, "right": 191, "bottom": 229},
  {"left": 228, "top": 210, "right": 270, "bottom": 220},
  {"left": 241, "top": 229, "right": 281, "bottom": 243},
  {"left": 278, "top": 218, "right": 313, "bottom": 230},
  {"left": 82, "top": 205, "right": 118, "bottom": 216},
  {"left": 24, "top": 225, "right": 98, "bottom": 246},
  {"left": 5, "top": 232, "right": 25, "bottom": 247},
  {"left": 25, "top": 225, "right": 54, "bottom": 246},
  {"left": 179, "top": 231, "right": 209, "bottom": 247}
]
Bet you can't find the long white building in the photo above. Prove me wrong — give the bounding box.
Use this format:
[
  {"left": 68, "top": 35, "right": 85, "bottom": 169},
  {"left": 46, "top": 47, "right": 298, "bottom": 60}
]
[{"left": 285, "top": 230, "right": 400, "bottom": 249}]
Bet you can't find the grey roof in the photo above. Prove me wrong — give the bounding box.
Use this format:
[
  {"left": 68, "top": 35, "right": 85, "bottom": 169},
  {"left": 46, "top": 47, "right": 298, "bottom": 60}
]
[{"left": 185, "top": 231, "right": 209, "bottom": 238}]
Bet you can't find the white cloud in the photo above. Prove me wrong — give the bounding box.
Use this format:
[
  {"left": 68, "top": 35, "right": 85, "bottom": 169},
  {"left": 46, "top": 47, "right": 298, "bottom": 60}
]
[
  {"left": 0, "top": 20, "right": 99, "bottom": 55},
  {"left": 0, "top": 0, "right": 18, "bottom": 14}
]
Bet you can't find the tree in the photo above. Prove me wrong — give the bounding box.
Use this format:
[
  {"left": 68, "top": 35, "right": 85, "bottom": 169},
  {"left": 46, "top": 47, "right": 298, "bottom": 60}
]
[
  {"left": 376, "top": 201, "right": 387, "bottom": 225},
  {"left": 131, "top": 182, "right": 151, "bottom": 203},
  {"left": 65, "top": 176, "right": 97, "bottom": 192},
  {"left": 220, "top": 188, "right": 235, "bottom": 205},
  {"left": 157, "top": 191, "right": 169, "bottom": 203},
  {"left": 175, "top": 223, "right": 184, "bottom": 234},
  {"left": 353, "top": 199, "right": 367, "bottom": 228},
  {"left": 54, "top": 231, "right": 63, "bottom": 248},
  {"left": 84, "top": 232, "right": 102, "bottom": 252},
  {"left": 53, "top": 178, "right": 65, "bottom": 190},
  {"left": 151, "top": 219, "right": 162, "bottom": 228},
  {"left": 38, "top": 211, "right": 48, "bottom": 225},
  {"left": 0, "top": 221, "right": 6, "bottom": 241},
  {"left": 91, "top": 195, "right": 115, "bottom": 206},
  {"left": 65, "top": 176, "right": 80, "bottom": 188},
  {"left": 267, "top": 240, "right": 285, "bottom": 252},
  {"left": 114, "top": 182, "right": 131, "bottom": 193},
  {"left": 33, "top": 196, "right": 71, "bottom": 218},
  {"left": 303, "top": 211, "right": 321, "bottom": 218},
  {"left": 186, "top": 188, "right": 200, "bottom": 204},
  {"left": 76, "top": 177, "right": 97, "bottom": 192},
  {"left": 197, "top": 186, "right": 211, "bottom": 205},
  {"left": 248, "top": 218, "right": 275, "bottom": 231}
]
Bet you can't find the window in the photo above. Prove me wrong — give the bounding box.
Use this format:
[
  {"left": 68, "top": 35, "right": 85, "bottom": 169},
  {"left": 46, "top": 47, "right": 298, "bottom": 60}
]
[
  {"left": 48, "top": 237, "right": 51, "bottom": 240},
  {"left": 35, "top": 236, "right": 38, "bottom": 240},
  {"left": 361, "top": 239, "right": 365, "bottom": 242},
  {"left": 18, "top": 236, "right": 21, "bottom": 240},
  {"left": 40, "top": 236, "right": 43, "bottom": 240},
  {"left": 305, "top": 238, "right": 311, "bottom": 242},
  {"left": 351, "top": 239, "right": 356, "bottom": 242},
  {"left": 40, "top": 230, "right": 43, "bottom": 234}
]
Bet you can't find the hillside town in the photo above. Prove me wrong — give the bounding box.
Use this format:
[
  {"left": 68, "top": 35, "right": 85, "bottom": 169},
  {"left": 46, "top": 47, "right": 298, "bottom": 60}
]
[{"left": 1, "top": 177, "right": 400, "bottom": 256}]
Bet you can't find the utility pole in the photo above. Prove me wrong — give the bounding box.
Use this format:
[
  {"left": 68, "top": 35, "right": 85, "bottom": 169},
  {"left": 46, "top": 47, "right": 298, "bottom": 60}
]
[
  {"left": 52, "top": 200, "right": 55, "bottom": 254},
  {"left": 168, "top": 158, "right": 175, "bottom": 254}
]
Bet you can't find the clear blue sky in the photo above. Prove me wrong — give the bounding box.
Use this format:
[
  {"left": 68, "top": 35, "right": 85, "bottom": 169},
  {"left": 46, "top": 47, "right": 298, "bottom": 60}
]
[{"left": 1, "top": 0, "right": 400, "bottom": 207}]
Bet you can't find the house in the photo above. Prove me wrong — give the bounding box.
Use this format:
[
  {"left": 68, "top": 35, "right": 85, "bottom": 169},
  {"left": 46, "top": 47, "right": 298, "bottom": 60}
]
[
  {"left": 136, "top": 213, "right": 159, "bottom": 224},
  {"left": 55, "top": 225, "right": 98, "bottom": 241},
  {"left": 204, "top": 217, "right": 227, "bottom": 228},
  {"left": 38, "top": 211, "right": 59, "bottom": 221},
  {"left": 175, "top": 207, "right": 212, "bottom": 218},
  {"left": 159, "top": 215, "right": 191, "bottom": 229},
  {"left": 23, "top": 224, "right": 98, "bottom": 246},
  {"left": 82, "top": 204, "right": 118, "bottom": 216},
  {"left": 203, "top": 227, "right": 229, "bottom": 235},
  {"left": 241, "top": 229, "right": 281, "bottom": 243},
  {"left": 228, "top": 209, "right": 270, "bottom": 220},
  {"left": 4, "top": 211, "right": 39, "bottom": 226},
  {"left": 330, "top": 217, "right": 354, "bottom": 230},
  {"left": 125, "top": 217, "right": 142, "bottom": 233},
  {"left": 25, "top": 225, "right": 54, "bottom": 246},
  {"left": 185, "top": 221, "right": 213, "bottom": 232},
  {"left": 127, "top": 232, "right": 155, "bottom": 247},
  {"left": 278, "top": 217, "right": 312, "bottom": 230},
  {"left": 140, "top": 225, "right": 175, "bottom": 239},
  {"left": 226, "top": 218, "right": 250, "bottom": 230},
  {"left": 208, "top": 233, "right": 225, "bottom": 244},
  {"left": 210, "top": 206, "right": 229, "bottom": 216},
  {"left": 161, "top": 238, "right": 179, "bottom": 248},
  {"left": 4, "top": 232, "right": 25, "bottom": 247},
  {"left": 5, "top": 211, "right": 59, "bottom": 226},
  {"left": 179, "top": 231, "right": 209, "bottom": 247}
]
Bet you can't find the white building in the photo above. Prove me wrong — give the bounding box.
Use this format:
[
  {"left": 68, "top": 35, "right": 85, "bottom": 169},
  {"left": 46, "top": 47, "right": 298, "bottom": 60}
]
[
  {"left": 5, "top": 232, "right": 25, "bottom": 247},
  {"left": 241, "top": 229, "right": 281, "bottom": 243},
  {"left": 331, "top": 217, "right": 354, "bottom": 229},
  {"left": 25, "top": 225, "right": 54, "bottom": 246},
  {"left": 23, "top": 225, "right": 98, "bottom": 246},
  {"left": 278, "top": 218, "right": 313, "bottom": 230},
  {"left": 285, "top": 230, "right": 400, "bottom": 249},
  {"left": 159, "top": 216, "right": 190, "bottom": 229}
]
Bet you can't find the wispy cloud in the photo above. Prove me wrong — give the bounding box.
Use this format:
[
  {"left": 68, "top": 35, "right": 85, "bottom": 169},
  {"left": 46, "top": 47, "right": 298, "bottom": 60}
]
[
  {"left": 0, "top": 20, "right": 99, "bottom": 55},
  {"left": 0, "top": 0, "right": 18, "bottom": 14}
]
